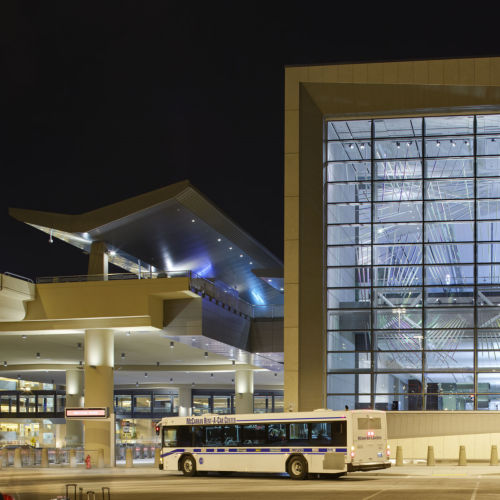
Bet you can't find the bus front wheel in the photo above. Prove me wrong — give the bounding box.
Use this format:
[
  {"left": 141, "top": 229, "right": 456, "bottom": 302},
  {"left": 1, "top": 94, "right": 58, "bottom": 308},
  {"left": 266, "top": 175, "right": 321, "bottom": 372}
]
[
  {"left": 287, "top": 455, "right": 308, "bottom": 480},
  {"left": 180, "top": 455, "right": 197, "bottom": 477}
]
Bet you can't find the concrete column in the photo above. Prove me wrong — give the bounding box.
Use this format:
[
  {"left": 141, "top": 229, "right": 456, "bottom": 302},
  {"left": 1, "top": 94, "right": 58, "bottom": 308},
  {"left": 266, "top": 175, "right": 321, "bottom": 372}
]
[
  {"left": 65, "top": 369, "right": 84, "bottom": 447},
  {"left": 87, "top": 241, "right": 108, "bottom": 278},
  {"left": 234, "top": 369, "right": 254, "bottom": 414},
  {"left": 84, "top": 329, "right": 114, "bottom": 467},
  {"left": 178, "top": 386, "right": 192, "bottom": 416}
]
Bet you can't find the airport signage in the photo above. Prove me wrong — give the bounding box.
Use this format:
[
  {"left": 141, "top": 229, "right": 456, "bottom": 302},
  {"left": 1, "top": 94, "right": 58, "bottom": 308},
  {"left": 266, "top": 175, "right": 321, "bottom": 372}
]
[{"left": 65, "top": 407, "right": 109, "bottom": 419}]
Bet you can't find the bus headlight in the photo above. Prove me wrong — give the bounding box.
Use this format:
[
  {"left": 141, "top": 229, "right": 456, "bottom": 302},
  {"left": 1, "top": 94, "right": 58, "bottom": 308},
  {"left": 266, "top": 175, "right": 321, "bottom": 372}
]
[
  {"left": 350, "top": 446, "right": 355, "bottom": 458},
  {"left": 386, "top": 445, "right": 390, "bottom": 457}
]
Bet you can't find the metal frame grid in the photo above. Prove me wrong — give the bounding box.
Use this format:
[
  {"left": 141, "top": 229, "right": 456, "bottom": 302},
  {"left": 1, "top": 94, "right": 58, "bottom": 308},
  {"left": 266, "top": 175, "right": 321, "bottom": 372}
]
[{"left": 325, "top": 114, "right": 500, "bottom": 411}]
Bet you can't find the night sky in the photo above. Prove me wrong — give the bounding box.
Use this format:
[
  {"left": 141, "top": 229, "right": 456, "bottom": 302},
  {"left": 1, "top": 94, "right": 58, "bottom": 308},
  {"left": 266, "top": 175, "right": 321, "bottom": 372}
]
[{"left": 1, "top": 3, "right": 496, "bottom": 280}]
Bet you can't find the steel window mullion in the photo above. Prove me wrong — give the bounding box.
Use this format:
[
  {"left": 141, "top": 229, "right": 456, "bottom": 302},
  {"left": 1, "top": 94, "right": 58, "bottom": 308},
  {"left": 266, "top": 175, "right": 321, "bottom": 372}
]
[
  {"left": 370, "top": 119, "right": 375, "bottom": 409},
  {"left": 474, "top": 115, "right": 479, "bottom": 410}
]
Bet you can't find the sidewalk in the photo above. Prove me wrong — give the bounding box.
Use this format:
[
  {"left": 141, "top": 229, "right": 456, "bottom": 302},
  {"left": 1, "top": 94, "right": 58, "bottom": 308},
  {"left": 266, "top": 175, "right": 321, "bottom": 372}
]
[
  {"left": 362, "top": 462, "right": 500, "bottom": 477},
  {"left": 2, "top": 464, "right": 500, "bottom": 480}
]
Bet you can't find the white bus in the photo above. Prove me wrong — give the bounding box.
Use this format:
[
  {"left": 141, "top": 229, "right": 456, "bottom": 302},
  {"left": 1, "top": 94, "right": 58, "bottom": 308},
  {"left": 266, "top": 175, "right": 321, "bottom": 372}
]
[{"left": 159, "top": 409, "right": 390, "bottom": 479}]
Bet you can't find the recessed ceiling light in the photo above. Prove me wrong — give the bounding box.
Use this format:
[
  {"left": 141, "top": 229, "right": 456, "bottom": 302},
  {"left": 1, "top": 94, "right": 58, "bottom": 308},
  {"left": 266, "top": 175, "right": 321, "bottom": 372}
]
[
  {"left": 204, "top": 352, "right": 208, "bottom": 358},
  {"left": 229, "top": 247, "right": 233, "bottom": 250},
  {"left": 121, "top": 353, "right": 126, "bottom": 359},
  {"left": 191, "top": 219, "right": 195, "bottom": 223},
  {"left": 239, "top": 254, "right": 243, "bottom": 258},
  {"left": 144, "top": 372, "right": 148, "bottom": 378},
  {"left": 36, "top": 353, "right": 40, "bottom": 359},
  {"left": 249, "top": 261, "right": 253, "bottom": 265},
  {"left": 170, "top": 341, "right": 175, "bottom": 349},
  {"left": 217, "top": 238, "right": 222, "bottom": 242},
  {"left": 109, "top": 250, "right": 116, "bottom": 256},
  {"left": 21, "top": 335, "right": 27, "bottom": 341},
  {"left": 3, "top": 361, "right": 7, "bottom": 367}
]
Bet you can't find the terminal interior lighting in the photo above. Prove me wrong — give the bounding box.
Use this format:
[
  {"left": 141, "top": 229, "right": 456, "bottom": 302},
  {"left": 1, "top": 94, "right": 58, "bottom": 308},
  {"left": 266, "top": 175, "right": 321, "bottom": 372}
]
[
  {"left": 3, "top": 361, "right": 6, "bottom": 367},
  {"left": 36, "top": 352, "right": 40, "bottom": 359},
  {"left": 170, "top": 341, "right": 174, "bottom": 349},
  {"left": 204, "top": 352, "right": 208, "bottom": 358}
]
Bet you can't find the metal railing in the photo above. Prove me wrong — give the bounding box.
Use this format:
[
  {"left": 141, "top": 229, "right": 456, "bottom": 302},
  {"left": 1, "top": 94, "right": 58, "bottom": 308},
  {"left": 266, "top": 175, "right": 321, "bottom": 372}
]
[{"left": 2, "top": 271, "right": 34, "bottom": 283}]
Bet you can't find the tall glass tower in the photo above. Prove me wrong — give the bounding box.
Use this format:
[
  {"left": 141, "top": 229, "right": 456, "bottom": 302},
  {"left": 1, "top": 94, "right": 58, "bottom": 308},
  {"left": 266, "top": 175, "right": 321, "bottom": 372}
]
[{"left": 325, "top": 114, "right": 500, "bottom": 411}]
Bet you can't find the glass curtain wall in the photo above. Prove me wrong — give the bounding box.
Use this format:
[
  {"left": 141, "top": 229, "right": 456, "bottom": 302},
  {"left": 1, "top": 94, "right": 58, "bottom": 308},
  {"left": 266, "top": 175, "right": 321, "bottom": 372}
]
[{"left": 325, "top": 114, "right": 500, "bottom": 411}]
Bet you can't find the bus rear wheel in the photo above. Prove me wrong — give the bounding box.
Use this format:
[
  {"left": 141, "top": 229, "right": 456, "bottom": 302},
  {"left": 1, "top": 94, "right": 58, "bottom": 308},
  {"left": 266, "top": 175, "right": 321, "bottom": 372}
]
[
  {"left": 180, "top": 455, "right": 197, "bottom": 477},
  {"left": 287, "top": 455, "right": 308, "bottom": 480}
]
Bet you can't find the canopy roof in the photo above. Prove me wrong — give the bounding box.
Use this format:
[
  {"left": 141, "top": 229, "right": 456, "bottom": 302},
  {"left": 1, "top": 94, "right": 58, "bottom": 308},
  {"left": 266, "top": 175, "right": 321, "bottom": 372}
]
[{"left": 10, "top": 181, "right": 283, "bottom": 306}]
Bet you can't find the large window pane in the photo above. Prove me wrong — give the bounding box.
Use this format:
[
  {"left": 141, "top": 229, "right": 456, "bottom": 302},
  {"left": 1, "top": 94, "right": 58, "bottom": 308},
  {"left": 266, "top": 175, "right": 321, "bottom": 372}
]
[
  {"left": 374, "top": 117, "right": 422, "bottom": 138},
  {"left": 425, "top": 244, "right": 474, "bottom": 264},
  {"left": 425, "top": 308, "right": 474, "bottom": 329},
  {"left": 375, "top": 394, "right": 422, "bottom": 411},
  {"left": 327, "top": 161, "right": 371, "bottom": 182},
  {"left": 375, "top": 160, "right": 422, "bottom": 180},
  {"left": 477, "top": 136, "right": 500, "bottom": 156},
  {"left": 327, "top": 374, "right": 371, "bottom": 394},
  {"left": 373, "top": 331, "right": 423, "bottom": 351},
  {"left": 374, "top": 245, "right": 422, "bottom": 266},
  {"left": 373, "top": 287, "right": 422, "bottom": 308},
  {"left": 327, "top": 268, "right": 371, "bottom": 288},
  {"left": 328, "top": 225, "right": 371, "bottom": 245},
  {"left": 327, "top": 183, "right": 371, "bottom": 203},
  {"left": 425, "top": 201, "right": 474, "bottom": 221},
  {"left": 425, "top": 138, "right": 473, "bottom": 157},
  {"left": 477, "top": 157, "right": 500, "bottom": 177},
  {"left": 327, "top": 310, "right": 371, "bottom": 331},
  {"left": 425, "top": 116, "right": 474, "bottom": 136},
  {"left": 426, "top": 179, "right": 473, "bottom": 200},
  {"left": 327, "top": 203, "right": 371, "bottom": 224},
  {"left": 425, "top": 222, "right": 474, "bottom": 242},
  {"left": 327, "top": 141, "right": 371, "bottom": 162},
  {"left": 425, "top": 351, "right": 473, "bottom": 370},
  {"left": 374, "top": 181, "right": 422, "bottom": 201},
  {"left": 327, "top": 288, "right": 371, "bottom": 308},
  {"left": 374, "top": 373, "right": 422, "bottom": 393},
  {"left": 478, "top": 200, "right": 500, "bottom": 220},
  {"left": 328, "top": 120, "right": 372, "bottom": 140},
  {"left": 374, "top": 309, "right": 422, "bottom": 330},
  {"left": 425, "top": 330, "right": 474, "bottom": 350},
  {"left": 425, "top": 265, "right": 474, "bottom": 285},
  {"left": 374, "top": 223, "right": 422, "bottom": 243},
  {"left": 374, "top": 202, "right": 422, "bottom": 223},
  {"left": 374, "top": 266, "right": 422, "bottom": 287},
  {"left": 425, "top": 373, "right": 474, "bottom": 392},
  {"left": 375, "top": 352, "right": 422, "bottom": 370},
  {"left": 424, "top": 286, "right": 474, "bottom": 307},
  {"left": 327, "top": 331, "right": 371, "bottom": 351},
  {"left": 328, "top": 246, "right": 371, "bottom": 267},
  {"left": 426, "top": 158, "right": 473, "bottom": 178},
  {"left": 374, "top": 140, "right": 423, "bottom": 160},
  {"left": 327, "top": 352, "right": 371, "bottom": 371}
]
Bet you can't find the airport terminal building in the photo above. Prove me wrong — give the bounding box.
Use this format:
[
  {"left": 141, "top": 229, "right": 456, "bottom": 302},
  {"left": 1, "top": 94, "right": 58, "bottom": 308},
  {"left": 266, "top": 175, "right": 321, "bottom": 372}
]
[
  {"left": 0, "top": 182, "right": 284, "bottom": 464},
  {"left": 284, "top": 56, "right": 500, "bottom": 417}
]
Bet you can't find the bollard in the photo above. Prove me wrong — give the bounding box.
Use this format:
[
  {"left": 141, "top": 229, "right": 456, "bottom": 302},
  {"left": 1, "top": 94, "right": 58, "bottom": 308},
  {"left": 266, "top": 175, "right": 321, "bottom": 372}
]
[
  {"left": 13, "top": 447, "right": 22, "bottom": 468},
  {"left": 69, "top": 448, "right": 77, "bottom": 467},
  {"left": 29, "top": 448, "right": 35, "bottom": 467},
  {"left": 1, "top": 448, "right": 7, "bottom": 468},
  {"left": 41, "top": 448, "right": 49, "bottom": 468},
  {"left": 491, "top": 445, "right": 499, "bottom": 466},
  {"left": 395, "top": 445, "right": 403, "bottom": 466},
  {"left": 154, "top": 447, "right": 161, "bottom": 468},
  {"left": 427, "top": 445, "right": 435, "bottom": 466},
  {"left": 97, "top": 449, "right": 104, "bottom": 468},
  {"left": 125, "top": 447, "right": 133, "bottom": 468},
  {"left": 458, "top": 445, "right": 467, "bottom": 466}
]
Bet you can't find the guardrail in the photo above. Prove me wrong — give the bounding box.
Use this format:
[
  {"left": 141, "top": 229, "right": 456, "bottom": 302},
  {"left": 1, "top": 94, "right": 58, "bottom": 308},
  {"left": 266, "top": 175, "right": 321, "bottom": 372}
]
[{"left": 3, "top": 272, "right": 34, "bottom": 283}]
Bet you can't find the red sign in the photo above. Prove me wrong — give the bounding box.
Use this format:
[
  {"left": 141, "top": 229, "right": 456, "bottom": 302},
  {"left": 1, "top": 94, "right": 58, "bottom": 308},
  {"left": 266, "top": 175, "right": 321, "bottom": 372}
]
[{"left": 65, "top": 407, "right": 109, "bottom": 418}]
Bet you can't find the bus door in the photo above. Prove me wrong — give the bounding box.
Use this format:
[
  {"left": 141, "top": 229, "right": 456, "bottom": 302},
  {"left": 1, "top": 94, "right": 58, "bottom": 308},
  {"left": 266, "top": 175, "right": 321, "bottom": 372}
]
[{"left": 353, "top": 415, "right": 385, "bottom": 463}]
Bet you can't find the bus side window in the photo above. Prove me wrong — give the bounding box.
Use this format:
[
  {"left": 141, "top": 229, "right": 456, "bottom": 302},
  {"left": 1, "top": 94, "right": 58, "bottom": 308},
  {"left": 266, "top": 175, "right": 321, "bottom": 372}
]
[
  {"left": 331, "top": 421, "right": 347, "bottom": 446},
  {"left": 241, "top": 424, "right": 266, "bottom": 445},
  {"left": 288, "top": 423, "right": 309, "bottom": 445},
  {"left": 177, "top": 426, "right": 193, "bottom": 447},
  {"left": 310, "top": 422, "right": 332, "bottom": 445},
  {"left": 163, "top": 427, "right": 177, "bottom": 447},
  {"left": 267, "top": 423, "right": 286, "bottom": 444},
  {"left": 223, "top": 425, "right": 240, "bottom": 446},
  {"left": 193, "top": 426, "right": 206, "bottom": 447}
]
